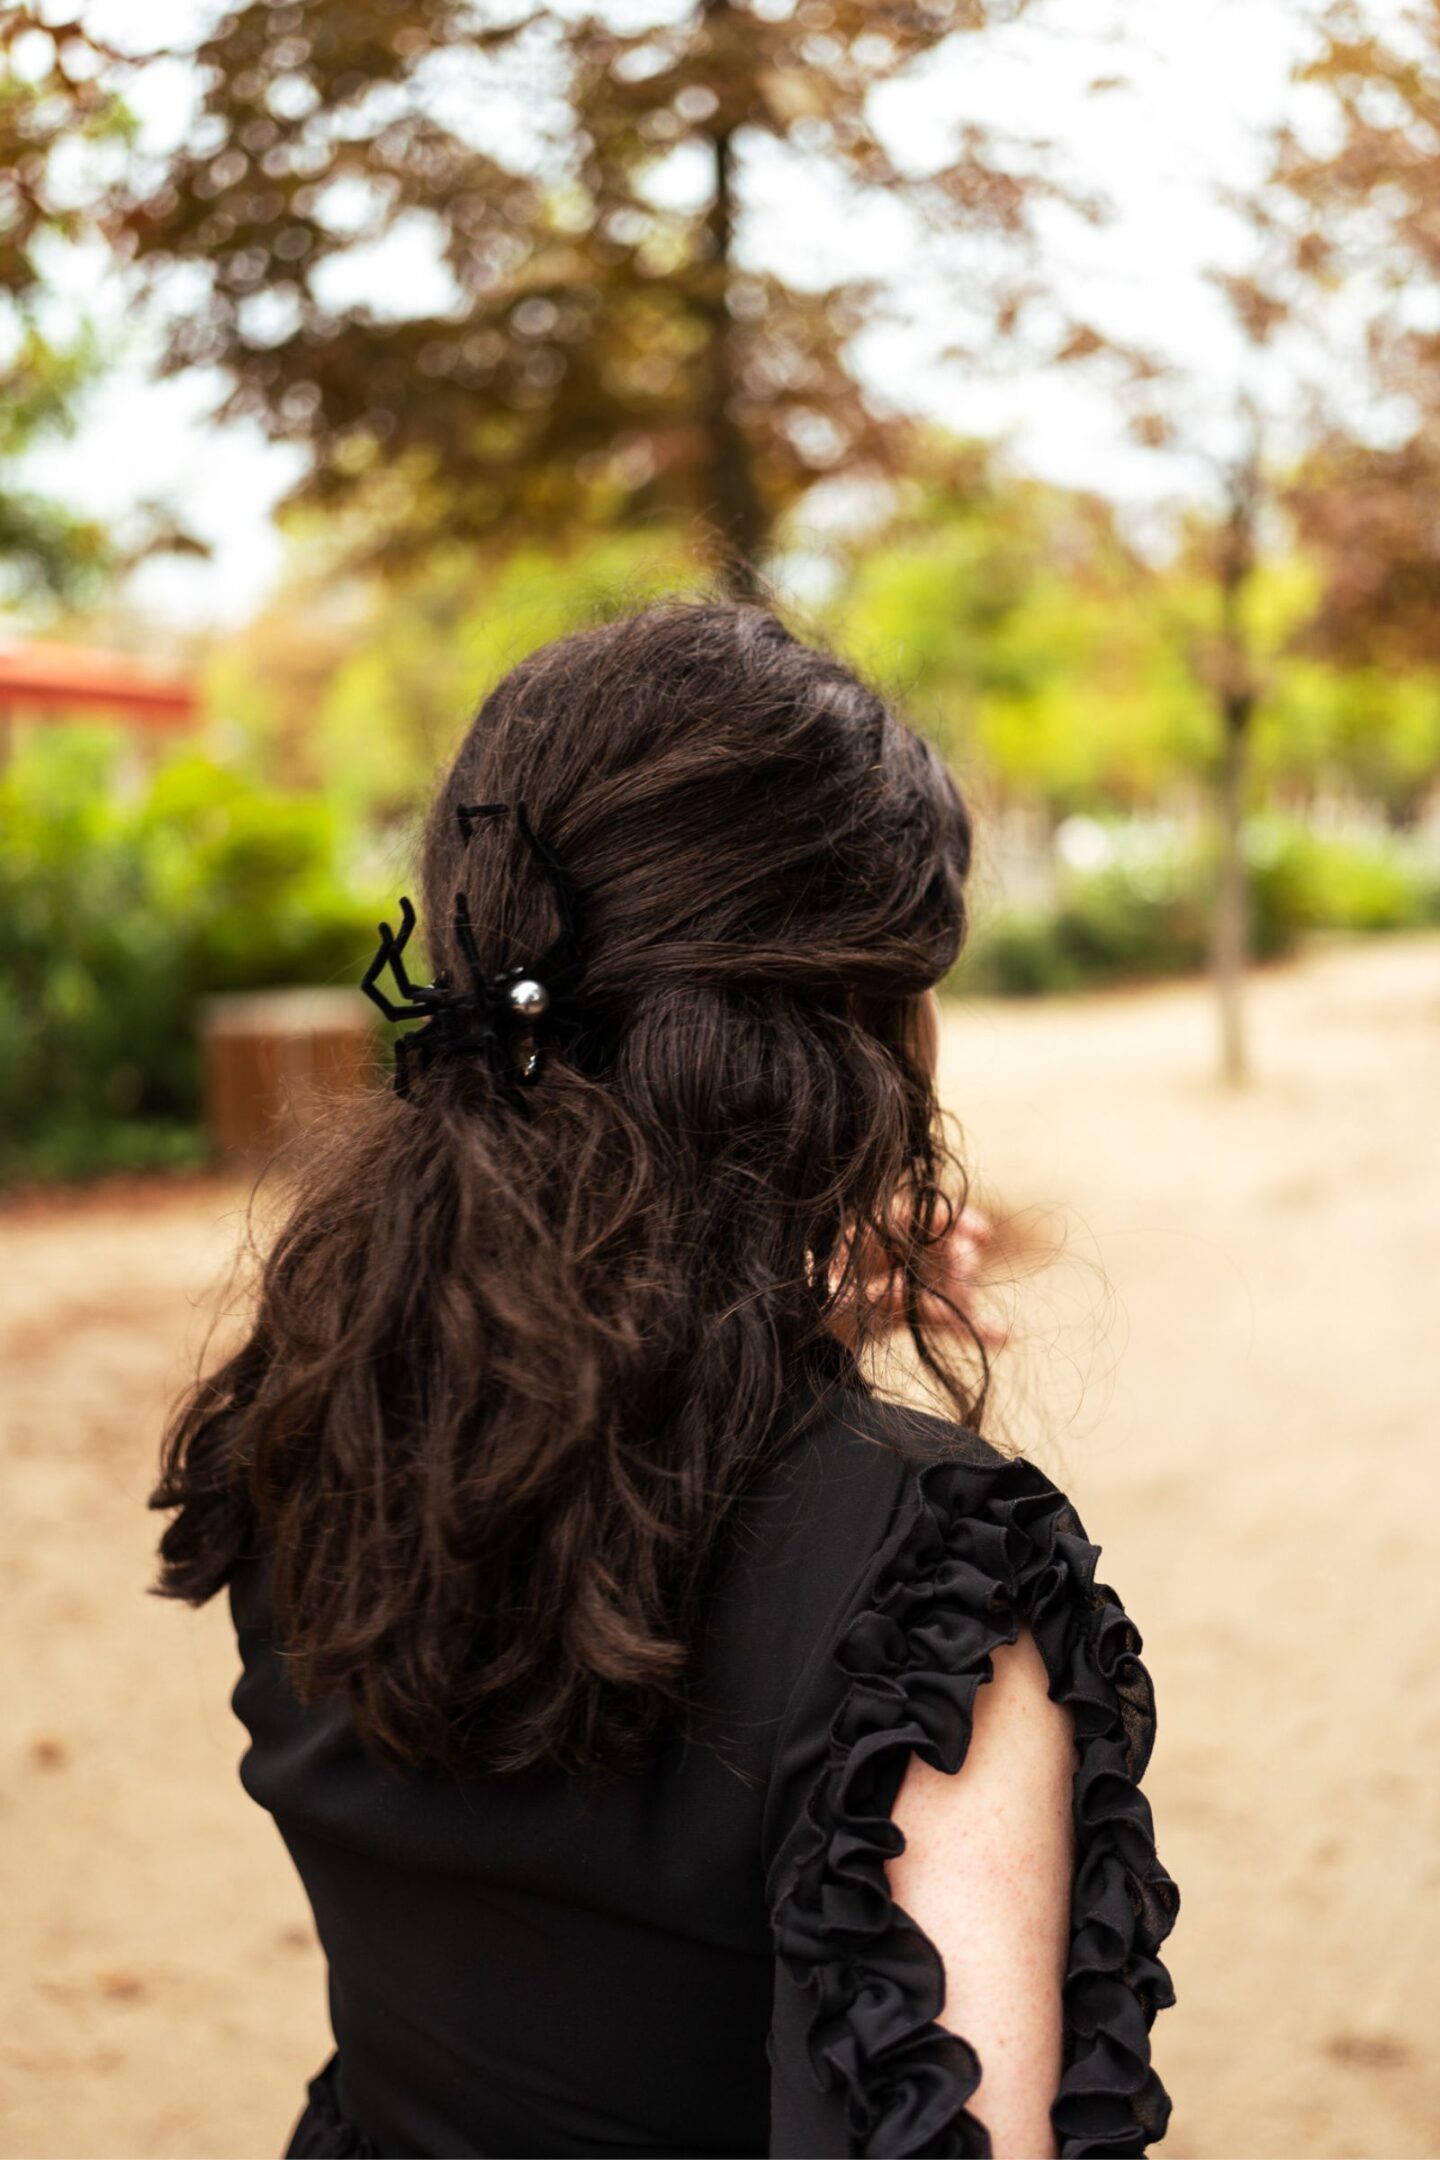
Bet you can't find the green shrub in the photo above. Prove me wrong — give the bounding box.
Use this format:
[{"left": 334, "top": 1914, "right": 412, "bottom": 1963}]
[
  {"left": 962, "top": 871, "right": 1215, "bottom": 997},
  {"left": 1248, "top": 821, "right": 1440, "bottom": 935},
  {"left": 961, "top": 820, "right": 1440, "bottom": 997},
  {"left": 0, "top": 733, "right": 388, "bottom": 1183}
]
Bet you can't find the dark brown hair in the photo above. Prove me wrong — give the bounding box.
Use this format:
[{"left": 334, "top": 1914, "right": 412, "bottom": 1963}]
[{"left": 154, "top": 601, "right": 980, "bottom": 1774}]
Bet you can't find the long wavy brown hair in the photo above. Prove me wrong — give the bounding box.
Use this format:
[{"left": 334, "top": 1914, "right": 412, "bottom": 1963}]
[{"left": 154, "top": 601, "right": 981, "bottom": 1775}]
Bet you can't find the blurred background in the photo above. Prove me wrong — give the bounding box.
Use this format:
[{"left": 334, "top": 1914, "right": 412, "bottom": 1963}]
[{"left": 1, "top": 1, "right": 1438, "bottom": 2154}]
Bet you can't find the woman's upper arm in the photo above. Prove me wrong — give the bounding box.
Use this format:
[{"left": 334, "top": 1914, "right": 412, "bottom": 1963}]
[
  {"left": 764, "top": 1441, "right": 1177, "bottom": 2159},
  {"left": 887, "top": 1627, "right": 1077, "bottom": 2160}
]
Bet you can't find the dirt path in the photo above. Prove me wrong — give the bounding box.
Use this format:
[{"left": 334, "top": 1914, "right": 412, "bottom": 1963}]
[{"left": 3, "top": 935, "right": 1438, "bottom": 2158}]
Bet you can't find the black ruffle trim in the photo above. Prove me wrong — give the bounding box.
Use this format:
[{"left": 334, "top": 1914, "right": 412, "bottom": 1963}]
[{"left": 772, "top": 1453, "right": 1179, "bottom": 2159}]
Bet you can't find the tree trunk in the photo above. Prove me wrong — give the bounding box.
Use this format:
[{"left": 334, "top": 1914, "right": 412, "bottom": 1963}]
[
  {"left": 1211, "top": 427, "right": 1260, "bottom": 1087},
  {"left": 1213, "top": 697, "right": 1250, "bottom": 1087},
  {"left": 699, "top": 117, "right": 767, "bottom": 598}
]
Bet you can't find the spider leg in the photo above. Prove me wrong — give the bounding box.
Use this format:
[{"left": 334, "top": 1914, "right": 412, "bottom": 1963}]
[
  {"left": 457, "top": 801, "right": 509, "bottom": 844},
  {"left": 515, "top": 800, "right": 581, "bottom": 957},
  {"left": 452, "top": 891, "right": 490, "bottom": 997},
  {"left": 361, "top": 939, "right": 414, "bottom": 1025},
  {"left": 383, "top": 898, "right": 431, "bottom": 1003},
  {"left": 361, "top": 901, "right": 433, "bottom": 1023}
]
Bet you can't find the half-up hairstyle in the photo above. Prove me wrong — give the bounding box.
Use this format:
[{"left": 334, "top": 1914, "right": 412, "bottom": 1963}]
[{"left": 154, "top": 601, "right": 979, "bottom": 1775}]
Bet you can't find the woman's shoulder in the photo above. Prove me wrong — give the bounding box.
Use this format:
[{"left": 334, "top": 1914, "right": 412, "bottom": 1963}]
[
  {"left": 739, "top": 1385, "right": 1010, "bottom": 1566},
  {"left": 723, "top": 1386, "right": 987, "bottom": 1584},
  {"left": 747, "top": 1387, "right": 1163, "bottom": 1808},
  {"left": 700, "top": 1390, "right": 1008, "bottom": 1751}
]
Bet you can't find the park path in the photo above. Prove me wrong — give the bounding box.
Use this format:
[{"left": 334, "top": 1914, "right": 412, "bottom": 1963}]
[{"left": 3, "top": 934, "right": 1439, "bottom": 2158}]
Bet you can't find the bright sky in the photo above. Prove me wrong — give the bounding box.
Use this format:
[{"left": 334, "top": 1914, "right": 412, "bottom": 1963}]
[{"left": 19, "top": 0, "right": 1320, "bottom": 626}]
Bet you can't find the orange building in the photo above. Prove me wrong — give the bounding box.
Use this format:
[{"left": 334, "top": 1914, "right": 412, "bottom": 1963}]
[{"left": 0, "top": 640, "right": 197, "bottom": 744}]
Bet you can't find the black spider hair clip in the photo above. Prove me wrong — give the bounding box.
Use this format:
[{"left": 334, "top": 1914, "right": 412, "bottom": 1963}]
[{"left": 361, "top": 799, "right": 585, "bottom": 1102}]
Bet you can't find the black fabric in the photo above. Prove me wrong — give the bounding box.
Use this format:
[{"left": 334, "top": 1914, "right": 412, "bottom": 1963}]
[
  {"left": 231, "top": 1391, "right": 1177, "bottom": 2160},
  {"left": 286, "top": 2059, "right": 381, "bottom": 2158},
  {"left": 766, "top": 1445, "right": 1178, "bottom": 2159}
]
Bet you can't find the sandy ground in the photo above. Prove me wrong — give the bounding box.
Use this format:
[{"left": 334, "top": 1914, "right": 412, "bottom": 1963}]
[{"left": 2, "top": 933, "right": 1439, "bottom": 2160}]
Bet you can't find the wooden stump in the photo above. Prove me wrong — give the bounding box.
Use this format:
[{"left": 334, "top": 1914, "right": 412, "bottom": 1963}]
[{"left": 200, "top": 989, "right": 377, "bottom": 1162}]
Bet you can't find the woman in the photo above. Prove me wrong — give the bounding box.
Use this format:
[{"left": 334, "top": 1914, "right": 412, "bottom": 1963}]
[{"left": 155, "top": 602, "right": 1176, "bottom": 2160}]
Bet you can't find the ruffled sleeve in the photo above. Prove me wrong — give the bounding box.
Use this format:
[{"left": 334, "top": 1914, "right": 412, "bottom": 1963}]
[{"left": 765, "top": 1439, "right": 1178, "bottom": 2160}]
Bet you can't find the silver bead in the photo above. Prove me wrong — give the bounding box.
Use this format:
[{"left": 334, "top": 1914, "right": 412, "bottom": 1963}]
[{"left": 508, "top": 976, "right": 550, "bottom": 1021}]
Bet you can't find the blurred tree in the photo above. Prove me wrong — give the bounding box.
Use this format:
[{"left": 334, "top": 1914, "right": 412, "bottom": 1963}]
[
  {"left": 111, "top": 0, "right": 1072, "bottom": 592},
  {"left": 0, "top": 329, "right": 110, "bottom": 602},
  {"left": 1261, "top": 2, "right": 1440, "bottom": 674},
  {"left": 0, "top": 8, "right": 123, "bottom": 599},
  {"left": 209, "top": 434, "right": 1432, "bottom": 837},
  {"left": 0, "top": 5, "right": 206, "bottom": 603},
  {"left": 833, "top": 442, "right": 1211, "bottom": 816},
  {"left": 1198, "top": 412, "right": 1261, "bottom": 1086},
  {"left": 1285, "top": 432, "right": 1440, "bottom": 695},
  {"left": 1274, "top": 655, "right": 1440, "bottom": 829},
  {"left": 1123, "top": 240, "right": 1295, "bottom": 1085},
  {"left": 207, "top": 520, "right": 701, "bottom": 810}
]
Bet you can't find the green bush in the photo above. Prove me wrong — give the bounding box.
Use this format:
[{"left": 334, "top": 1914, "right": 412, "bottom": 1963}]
[
  {"left": 962, "top": 870, "right": 1216, "bottom": 998},
  {"left": 1248, "top": 821, "right": 1440, "bottom": 935},
  {"left": 0, "top": 733, "right": 388, "bottom": 1182},
  {"left": 961, "top": 820, "right": 1440, "bottom": 997}
]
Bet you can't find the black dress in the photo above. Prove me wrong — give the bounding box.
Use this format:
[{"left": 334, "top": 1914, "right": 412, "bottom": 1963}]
[{"left": 229, "top": 1390, "right": 1178, "bottom": 2160}]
